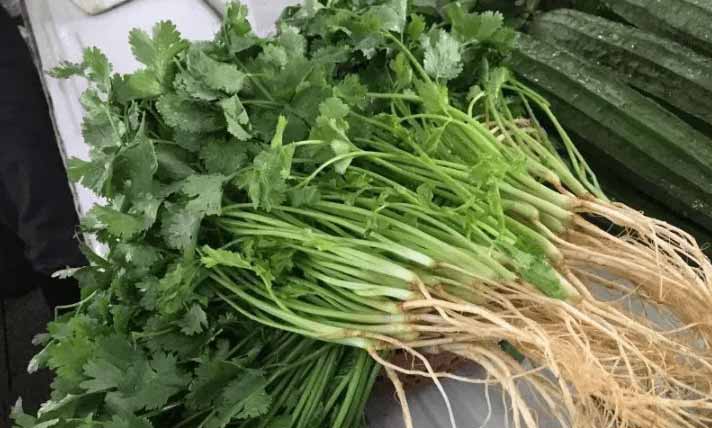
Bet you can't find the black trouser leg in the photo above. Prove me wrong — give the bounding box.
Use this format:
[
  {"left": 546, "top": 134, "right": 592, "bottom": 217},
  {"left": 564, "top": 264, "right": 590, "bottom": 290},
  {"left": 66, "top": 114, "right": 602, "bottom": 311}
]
[
  {"left": 0, "top": 7, "right": 87, "bottom": 423},
  {"left": 0, "top": 7, "right": 85, "bottom": 304}
]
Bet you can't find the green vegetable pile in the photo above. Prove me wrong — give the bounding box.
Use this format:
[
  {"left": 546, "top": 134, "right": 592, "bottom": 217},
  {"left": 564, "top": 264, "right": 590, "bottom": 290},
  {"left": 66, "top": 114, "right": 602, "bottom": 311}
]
[{"left": 16, "top": 1, "right": 712, "bottom": 428}]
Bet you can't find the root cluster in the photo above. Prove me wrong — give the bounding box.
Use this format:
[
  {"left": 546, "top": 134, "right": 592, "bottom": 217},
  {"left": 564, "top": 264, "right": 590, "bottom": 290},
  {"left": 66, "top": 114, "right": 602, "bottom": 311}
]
[{"left": 382, "top": 201, "right": 712, "bottom": 428}]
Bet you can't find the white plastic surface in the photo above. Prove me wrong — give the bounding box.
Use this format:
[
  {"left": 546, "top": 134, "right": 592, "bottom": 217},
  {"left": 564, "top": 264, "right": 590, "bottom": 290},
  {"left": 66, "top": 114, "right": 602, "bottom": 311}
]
[
  {"left": 25, "top": 1, "right": 526, "bottom": 427},
  {"left": 70, "top": 0, "right": 131, "bottom": 15}
]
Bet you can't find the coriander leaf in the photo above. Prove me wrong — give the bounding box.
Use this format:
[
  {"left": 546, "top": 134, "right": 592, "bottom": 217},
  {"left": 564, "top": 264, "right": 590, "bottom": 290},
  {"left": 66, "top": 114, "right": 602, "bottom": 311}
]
[
  {"left": 421, "top": 29, "right": 463, "bottom": 81},
  {"left": 129, "top": 21, "right": 189, "bottom": 84},
  {"left": 174, "top": 71, "right": 223, "bottom": 101},
  {"left": 186, "top": 47, "right": 246, "bottom": 94},
  {"left": 390, "top": 52, "right": 413, "bottom": 88},
  {"left": 172, "top": 130, "right": 205, "bottom": 153},
  {"left": 259, "top": 44, "right": 289, "bottom": 68},
  {"left": 156, "top": 262, "right": 200, "bottom": 315},
  {"left": 116, "top": 134, "right": 157, "bottom": 197},
  {"left": 90, "top": 207, "right": 145, "bottom": 239},
  {"left": 220, "top": 95, "right": 251, "bottom": 140},
  {"left": 445, "top": 5, "right": 509, "bottom": 46},
  {"left": 475, "top": 11, "right": 505, "bottom": 41},
  {"left": 156, "top": 145, "right": 197, "bottom": 181},
  {"left": 156, "top": 94, "right": 224, "bottom": 133},
  {"left": 160, "top": 204, "right": 202, "bottom": 251},
  {"left": 370, "top": 0, "right": 408, "bottom": 33},
  {"left": 199, "top": 138, "right": 249, "bottom": 175},
  {"left": 288, "top": 186, "right": 321, "bottom": 207},
  {"left": 490, "top": 26, "right": 516, "bottom": 52},
  {"left": 11, "top": 399, "right": 39, "bottom": 428},
  {"left": 415, "top": 79, "right": 449, "bottom": 113},
  {"left": 80, "top": 90, "right": 126, "bottom": 148},
  {"left": 331, "top": 140, "right": 354, "bottom": 175},
  {"left": 105, "top": 414, "right": 153, "bottom": 428},
  {"left": 47, "top": 335, "right": 94, "bottom": 390},
  {"left": 276, "top": 24, "right": 306, "bottom": 59},
  {"left": 201, "top": 246, "right": 251, "bottom": 269},
  {"left": 319, "top": 97, "right": 350, "bottom": 121},
  {"left": 334, "top": 74, "right": 368, "bottom": 109},
  {"left": 182, "top": 174, "right": 226, "bottom": 216},
  {"left": 49, "top": 60, "right": 85, "bottom": 79},
  {"left": 406, "top": 13, "right": 426, "bottom": 41},
  {"left": 205, "top": 369, "right": 271, "bottom": 428},
  {"left": 67, "top": 156, "right": 114, "bottom": 195},
  {"left": 80, "top": 358, "right": 124, "bottom": 393},
  {"left": 134, "top": 353, "right": 191, "bottom": 410},
  {"left": 128, "top": 27, "right": 155, "bottom": 66},
  {"left": 220, "top": 3, "right": 259, "bottom": 54},
  {"left": 83, "top": 47, "right": 112, "bottom": 91},
  {"left": 237, "top": 122, "right": 295, "bottom": 211},
  {"left": 187, "top": 359, "right": 243, "bottom": 410},
  {"left": 180, "top": 305, "right": 209, "bottom": 335},
  {"left": 129, "top": 193, "right": 163, "bottom": 229},
  {"left": 124, "top": 69, "right": 162, "bottom": 99}
]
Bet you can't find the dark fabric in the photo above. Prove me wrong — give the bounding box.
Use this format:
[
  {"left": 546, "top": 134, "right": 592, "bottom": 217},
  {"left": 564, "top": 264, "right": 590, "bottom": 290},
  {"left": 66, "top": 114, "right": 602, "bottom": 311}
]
[
  {"left": 0, "top": 7, "right": 85, "bottom": 304},
  {"left": 1, "top": 289, "right": 53, "bottom": 428},
  {"left": 0, "top": 9, "right": 85, "bottom": 426}
]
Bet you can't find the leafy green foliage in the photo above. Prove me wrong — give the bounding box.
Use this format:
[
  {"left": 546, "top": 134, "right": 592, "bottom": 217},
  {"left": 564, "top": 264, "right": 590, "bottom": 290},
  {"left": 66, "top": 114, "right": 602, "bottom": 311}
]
[
  {"left": 422, "top": 29, "right": 463, "bottom": 80},
  {"left": 31, "top": 2, "right": 577, "bottom": 428}
]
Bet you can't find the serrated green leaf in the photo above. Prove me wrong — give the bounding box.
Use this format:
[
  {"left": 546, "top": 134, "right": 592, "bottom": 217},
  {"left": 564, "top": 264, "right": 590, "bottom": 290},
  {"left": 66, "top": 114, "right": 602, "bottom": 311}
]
[
  {"left": 135, "top": 353, "right": 191, "bottom": 410},
  {"left": 406, "top": 13, "right": 426, "bottom": 41},
  {"left": 276, "top": 24, "right": 306, "bottom": 59},
  {"left": 80, "top": 90, "right": 125, "bottom": 148},
  {"left": 319, "top": 97, "right": 350, "bottom": 121},
  {"left": 220, "top": 95, "right": 251, "bottom": 140},
  {"left": 187, "top": 47, "right": 246, "bottom": 94},
  {"left": 80, "top": 358, "right": 124, "bottom": 393},
  {"left": 156, "top": 94, "right": 224, "bottom": 133},
  {"left": 330, "top": 140, "right": 354, "bottom": 175},
  {"left": 370, "top": 0, "right": 407, "bottom": 33},
  {"left": 201, "top": 246, "right": 251, "bottom": 269},
  {"left": 49, "top": 60, "right": 85, "bottom": 79},
  {"left": 105, "top": 414, "right": 153, "bottom": 428},
  {"left": 288, "top": 186, "right": 321, "bottom": 207},
  {"left": 221, "top": 3, "right": 259, "bottom": 54},
  {"left": 421, "top": 29, "right": 463, "bottom": 81},
  {"left": 130, "top": 21, "right": 189, "bottom": 84},
  {"left": 237, "top": 141, "right": 294, "bottom": 212},
  {"left": 90, "top": 207, "right": 145, "bottom": 239},
  {"left": 182, "top": 174, "right": 226, "bottom": 216},
  {"left": 125, "top": 69, "right": 162, "bottom": 99},
  {"left": 67, "top": 156, "right": 114, "bottom": 195},
  {"left": 204, "top": 369, "right": 271, "bottom": 428},
  {"left": 180, "top": 305, "right": 209, "bottom": 335},
  {"left": 415, "top": 79, "right": 449, "bottom": 113},
  {"left": 83, "top": 47, "right": 112, "bottom": 91},
  {"left": 475, "top": 11, "right": 505, "bottom": 41},
  {"left": 160, "top": 204, "right": 202, "bottom": 251},
  {"left": 174, "top": 71, "right": 223, "bottom": 101},
  {"left": 334, "top": 74, "right": 368, "bottom": 109},
  {"left": 199, "top": 139, "right": 249, "bottom": 175},
  {"left": 116, "top": 134, "right": 157, "bottom": 197}
]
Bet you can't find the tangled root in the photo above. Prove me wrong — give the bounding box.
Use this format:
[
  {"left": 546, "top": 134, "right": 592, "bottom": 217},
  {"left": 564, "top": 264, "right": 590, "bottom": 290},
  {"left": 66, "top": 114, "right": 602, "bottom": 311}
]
[
  {"left": 565, "top": 200, "right": 712, "bottom": 347},
  {"left": 396, "top": 271, "right": 712, "bottom": 428}
]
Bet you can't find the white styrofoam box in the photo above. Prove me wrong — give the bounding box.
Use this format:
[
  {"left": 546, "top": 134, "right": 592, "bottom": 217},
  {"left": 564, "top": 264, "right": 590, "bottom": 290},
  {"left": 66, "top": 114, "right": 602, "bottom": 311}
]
[{"left": 70, "top": 0, "right": 131, "bottom": 15}]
